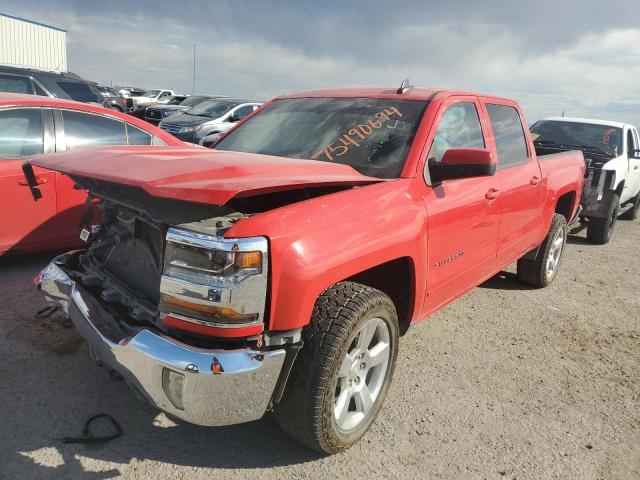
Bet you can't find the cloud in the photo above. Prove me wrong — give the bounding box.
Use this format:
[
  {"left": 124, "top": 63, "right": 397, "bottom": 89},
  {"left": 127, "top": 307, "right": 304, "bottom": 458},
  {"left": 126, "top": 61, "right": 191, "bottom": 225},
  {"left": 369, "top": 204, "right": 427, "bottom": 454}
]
[{"left": 3, "top": 1, "right": 640, "bottom": 125}]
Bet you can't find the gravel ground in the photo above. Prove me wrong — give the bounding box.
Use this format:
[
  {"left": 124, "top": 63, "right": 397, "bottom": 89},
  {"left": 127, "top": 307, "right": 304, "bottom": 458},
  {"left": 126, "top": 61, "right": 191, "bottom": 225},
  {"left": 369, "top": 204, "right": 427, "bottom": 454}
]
[{"left": 1, "top": 220, "right": 639, "bottom": 480}]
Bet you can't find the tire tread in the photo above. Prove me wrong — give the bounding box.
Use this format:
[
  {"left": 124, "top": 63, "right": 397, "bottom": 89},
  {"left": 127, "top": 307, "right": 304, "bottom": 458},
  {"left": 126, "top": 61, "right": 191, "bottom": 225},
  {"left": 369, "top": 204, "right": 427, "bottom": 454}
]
[
  {"left": 517, "top": 213, "right": 567, "bottom": 288},
  {"left": 274, "top": 282, "right": 397, "bottom": 454}
]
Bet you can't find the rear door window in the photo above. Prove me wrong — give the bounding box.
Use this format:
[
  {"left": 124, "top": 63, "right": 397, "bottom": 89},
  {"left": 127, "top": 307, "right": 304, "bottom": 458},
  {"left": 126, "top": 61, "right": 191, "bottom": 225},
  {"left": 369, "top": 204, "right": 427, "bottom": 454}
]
[
  {"left": 0, "top": 108, "right": 44, "bottom": 158},
  {"left": 61, "top": 110, "right": 127, "bottom": 149},
  {"left": 0, "top": 74, "right": 33, "bottom": 94},
  {"left": 486, "top": 104, "right": 529, "bottom": 167},
  {"left": 57, "top": 81, "right": 101, "bottom": 103},
  {"left": 126, "top": 124, "right": 153, "bottom": 145}
]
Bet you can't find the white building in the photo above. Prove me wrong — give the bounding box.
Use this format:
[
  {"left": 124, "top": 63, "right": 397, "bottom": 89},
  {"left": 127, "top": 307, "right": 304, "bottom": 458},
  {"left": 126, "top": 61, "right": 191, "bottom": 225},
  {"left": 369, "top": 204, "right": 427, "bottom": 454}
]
[{"left": 0, "top": 13, "right": 67, "bottom": 72}]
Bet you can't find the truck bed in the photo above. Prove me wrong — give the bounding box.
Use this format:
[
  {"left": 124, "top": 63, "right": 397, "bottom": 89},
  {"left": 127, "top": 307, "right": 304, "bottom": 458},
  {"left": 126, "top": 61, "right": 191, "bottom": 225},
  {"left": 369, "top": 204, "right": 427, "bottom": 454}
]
[{"left": 537, "top": 150, "right": 586, "bottom": 223}]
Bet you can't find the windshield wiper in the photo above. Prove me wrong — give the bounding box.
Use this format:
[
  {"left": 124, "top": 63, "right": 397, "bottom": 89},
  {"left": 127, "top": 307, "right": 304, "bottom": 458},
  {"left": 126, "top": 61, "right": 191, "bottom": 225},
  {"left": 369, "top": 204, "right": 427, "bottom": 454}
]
[
  {"left": 562, "top": 144, "right": 613, "bottom": 158},
  {"left": 533, "top": 140, "right": 568, "bottom": 148},
  {"left": 534, "top": 140, "right": 613, "bottom": 158}
]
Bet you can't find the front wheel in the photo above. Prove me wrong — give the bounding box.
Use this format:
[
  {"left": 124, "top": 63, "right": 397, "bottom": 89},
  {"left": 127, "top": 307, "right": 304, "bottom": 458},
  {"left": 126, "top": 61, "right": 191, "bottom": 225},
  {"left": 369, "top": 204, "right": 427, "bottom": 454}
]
[
  {"left": 274, "top": 282, "right": 399, "bottom": 454},
  {"left": 517, "top": 213, "right": 568, "bottom": 288}
]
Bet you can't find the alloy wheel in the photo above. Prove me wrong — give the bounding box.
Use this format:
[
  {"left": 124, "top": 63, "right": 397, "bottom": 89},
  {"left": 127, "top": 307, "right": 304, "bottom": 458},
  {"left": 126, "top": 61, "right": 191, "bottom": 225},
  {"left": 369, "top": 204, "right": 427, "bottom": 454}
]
[{"left": 333, "top": 317, "right": 391, "bottom": 432}]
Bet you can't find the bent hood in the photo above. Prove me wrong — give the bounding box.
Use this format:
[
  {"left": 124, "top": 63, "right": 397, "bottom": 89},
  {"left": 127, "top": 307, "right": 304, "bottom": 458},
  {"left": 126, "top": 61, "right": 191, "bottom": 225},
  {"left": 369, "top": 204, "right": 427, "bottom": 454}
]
[{"left": 26, "top": 146, "right": 384, "bottom": 205}]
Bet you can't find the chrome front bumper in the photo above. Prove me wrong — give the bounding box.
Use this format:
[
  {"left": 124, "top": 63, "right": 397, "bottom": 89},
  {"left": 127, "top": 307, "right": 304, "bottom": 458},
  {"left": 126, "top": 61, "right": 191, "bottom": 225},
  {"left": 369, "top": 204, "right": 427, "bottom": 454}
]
[{"left": 35, "top": 254, "right": 286, "bottom": 427}]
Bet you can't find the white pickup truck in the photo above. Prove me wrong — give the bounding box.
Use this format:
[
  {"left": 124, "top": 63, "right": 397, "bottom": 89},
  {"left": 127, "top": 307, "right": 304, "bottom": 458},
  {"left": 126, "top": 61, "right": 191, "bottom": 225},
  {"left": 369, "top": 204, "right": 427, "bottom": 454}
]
[
  {"left": 127, "top": 89, "right": 176, "bottom": 107},
  {"left": 531, "top": 117, "right": 640, "bottom": 243}
]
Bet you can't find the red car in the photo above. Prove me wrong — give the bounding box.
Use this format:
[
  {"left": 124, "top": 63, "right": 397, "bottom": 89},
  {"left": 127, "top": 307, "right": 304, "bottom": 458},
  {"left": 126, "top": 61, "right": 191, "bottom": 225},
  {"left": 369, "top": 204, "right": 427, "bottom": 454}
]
[
  {"left": 0, "top": 93, "right": 184, "bottom": 255},
  {"left": 30, "top": 86, "right": 585, "bottom": 453}
]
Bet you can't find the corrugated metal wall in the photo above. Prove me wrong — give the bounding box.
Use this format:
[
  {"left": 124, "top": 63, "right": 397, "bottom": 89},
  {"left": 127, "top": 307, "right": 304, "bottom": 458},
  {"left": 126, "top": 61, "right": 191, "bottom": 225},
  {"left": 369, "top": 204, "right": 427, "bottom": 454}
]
[{"left": 0, "top": 14, "right": 67, "bottom": 72}]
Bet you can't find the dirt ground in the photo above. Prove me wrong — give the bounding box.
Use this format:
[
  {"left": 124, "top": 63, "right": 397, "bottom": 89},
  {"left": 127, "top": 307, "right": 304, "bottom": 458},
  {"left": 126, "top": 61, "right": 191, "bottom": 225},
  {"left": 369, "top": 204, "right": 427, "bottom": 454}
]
[{"left": 1, "top": 220, "right": 639, "bottom": 480}]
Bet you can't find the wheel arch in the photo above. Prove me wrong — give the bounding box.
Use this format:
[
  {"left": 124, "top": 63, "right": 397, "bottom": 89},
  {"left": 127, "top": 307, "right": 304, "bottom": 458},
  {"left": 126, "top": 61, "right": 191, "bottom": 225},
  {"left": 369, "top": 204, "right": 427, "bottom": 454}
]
[
  {"left": 343, "top": 257, "right": 416, "bottom": 335},
  {"left": 554, "top": 190, "right": 577, "bottom": 222}
]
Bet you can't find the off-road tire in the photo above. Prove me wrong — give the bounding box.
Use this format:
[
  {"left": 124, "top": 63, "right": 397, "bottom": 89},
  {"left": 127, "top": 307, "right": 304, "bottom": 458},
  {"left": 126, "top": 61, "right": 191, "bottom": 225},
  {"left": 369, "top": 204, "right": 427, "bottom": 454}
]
[
  {"left": 620, "top": 193, "right": 640, "bottom": 220},
  {"left": 274, "top": 282, "right": 399, "bottom": 454},
  {"left": 587, "top": 194, "right": 619, "bottom": 244},
  {"left": 517, "top": 213, "right": 568, "bottom": 288}
]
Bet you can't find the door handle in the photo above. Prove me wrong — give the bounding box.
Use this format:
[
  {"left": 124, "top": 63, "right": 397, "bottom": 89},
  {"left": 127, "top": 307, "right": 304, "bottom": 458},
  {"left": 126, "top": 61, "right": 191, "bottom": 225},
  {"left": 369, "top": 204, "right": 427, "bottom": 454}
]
[
  {"left": 634, "top": 166, "right": 639, "bottom": 171},
  {"left": 530, "top": 176, "right": 541, "bottom": 185},
  {"left": 18, "top": 177, "right": 47, "bottom": 186},
  {"left": 485, "top": 188, "right": 500, "bottom": 200}
]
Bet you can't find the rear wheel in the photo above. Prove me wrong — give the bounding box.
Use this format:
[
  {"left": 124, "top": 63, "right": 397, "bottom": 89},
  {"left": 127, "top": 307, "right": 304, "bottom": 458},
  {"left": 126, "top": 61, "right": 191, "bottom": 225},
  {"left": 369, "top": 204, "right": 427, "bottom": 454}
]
[
  {"left": 274, "top": 282, "right": 399, "bottom": 454},
  {"left": 587, "top": 194, "right": 619, "bottom": 244},
  {"left": 620, "top": 193, "right": 640, "bottom": 220},
  {"left": 517, "top": 213, "right": 568, "bottom": 288}
]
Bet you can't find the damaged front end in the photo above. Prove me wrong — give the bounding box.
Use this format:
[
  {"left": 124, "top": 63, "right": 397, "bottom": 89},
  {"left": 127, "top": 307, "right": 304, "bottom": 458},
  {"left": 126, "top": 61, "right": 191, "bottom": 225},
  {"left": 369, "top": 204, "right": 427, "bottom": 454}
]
[
  {"left": 33, "top": 179, "right": 294, "bottom": 426},
  {"left": 581, "top": 158, "right": 617, "bottom": 219}
]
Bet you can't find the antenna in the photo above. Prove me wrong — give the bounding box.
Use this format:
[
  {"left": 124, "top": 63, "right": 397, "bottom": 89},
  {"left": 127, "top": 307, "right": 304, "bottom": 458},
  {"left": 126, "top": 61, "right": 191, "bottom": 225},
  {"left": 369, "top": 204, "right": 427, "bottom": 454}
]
[
  {"left": 191, "top": 44, "right": 197, "bottom": 146},
  {"left": 561, "top": 111, "right": 565, "bottom": 117},
  {"left": 397, "top": 78, "right": 414, "bottom": 94}
]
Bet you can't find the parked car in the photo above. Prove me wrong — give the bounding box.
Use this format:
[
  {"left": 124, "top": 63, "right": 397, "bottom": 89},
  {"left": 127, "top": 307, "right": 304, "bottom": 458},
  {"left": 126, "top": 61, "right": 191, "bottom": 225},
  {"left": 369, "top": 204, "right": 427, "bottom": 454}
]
[
  {"left": 145, "top": 95, "right": 221, "bottom": 125},
  {"left": 129, "top": 89, "right": 175, "bottom": 108},
  {"left": 531, "top": 117, "right": 640, "bottom": 243},
  {"left": 116, "top": 87, "right": 141, "bottom": 108},
  {"left": 0, "top": 93, "right": 184, "bottom": 255},
  {"left": 28, "top": 86, "right": 584, "bottom": 454},
  {"left": 96, "top": 85, "right": 128, "bottom": 112},
  {"left": 0, "top": 65, "right": 108, "bottom": 106},
  {"left": 158, "top": 98, "right": 261, "bottom": 143},
  {"left": 130, "top": 94, "right": 190, "bottom": 120},
  {"left": 117, "top": 87, "right": 145, "bottom": 97}
]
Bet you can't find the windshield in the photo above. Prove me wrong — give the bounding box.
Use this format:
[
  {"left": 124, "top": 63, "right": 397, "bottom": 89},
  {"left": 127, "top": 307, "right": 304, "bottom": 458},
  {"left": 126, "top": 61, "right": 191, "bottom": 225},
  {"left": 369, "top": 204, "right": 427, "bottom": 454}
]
[
  {"left": 179, "top": 96, "right": 206, "bottom": 107},
  {"left": 215, "top": 97, "right": 427, "bottom": 178},
  {"left": 530, "top": 120, "right": 622, "bottom": 157},
  {"left": 190, "top": 100, "right": 237, "bottom": 118},
  {"left": 146, "top": 90, "right": 162, "bottom": 97}
]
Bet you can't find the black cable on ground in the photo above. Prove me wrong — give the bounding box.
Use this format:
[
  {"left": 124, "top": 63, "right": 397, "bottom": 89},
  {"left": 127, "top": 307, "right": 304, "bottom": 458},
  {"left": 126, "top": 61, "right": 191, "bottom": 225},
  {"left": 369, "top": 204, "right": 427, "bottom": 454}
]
[{"left": 59, "top": 414, "right": 123, "bottom": 444}]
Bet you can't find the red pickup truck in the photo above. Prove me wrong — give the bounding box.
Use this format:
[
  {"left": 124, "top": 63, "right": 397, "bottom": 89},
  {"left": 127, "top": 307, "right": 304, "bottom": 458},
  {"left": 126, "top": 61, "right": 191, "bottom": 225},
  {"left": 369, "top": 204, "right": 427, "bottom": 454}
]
[{"left": 28, "top": 86, "right": 585, "bottom": 454}]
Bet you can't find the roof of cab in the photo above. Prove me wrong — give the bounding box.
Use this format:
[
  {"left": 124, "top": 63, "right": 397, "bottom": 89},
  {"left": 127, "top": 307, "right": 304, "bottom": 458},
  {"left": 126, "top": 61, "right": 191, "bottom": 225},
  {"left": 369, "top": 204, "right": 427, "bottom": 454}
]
[
  {"left": 541, "top": 116, "right": 631, "bottom": 129},
  {"left": 277, "top": 86, "right": 514, "bottom": 102}
]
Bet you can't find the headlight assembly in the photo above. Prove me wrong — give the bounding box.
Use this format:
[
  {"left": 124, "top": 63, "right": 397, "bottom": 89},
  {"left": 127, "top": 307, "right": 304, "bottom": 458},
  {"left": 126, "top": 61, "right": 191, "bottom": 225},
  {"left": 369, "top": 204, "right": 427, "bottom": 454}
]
[
  {"left": 159, "top": 228, "right": 269, "bottom": 331},
  {"left": 163, "top": 228, "right": 266, "bottom": 287},
  {"left": 178, "top": 125, "right": 202, "bottom": 133}
]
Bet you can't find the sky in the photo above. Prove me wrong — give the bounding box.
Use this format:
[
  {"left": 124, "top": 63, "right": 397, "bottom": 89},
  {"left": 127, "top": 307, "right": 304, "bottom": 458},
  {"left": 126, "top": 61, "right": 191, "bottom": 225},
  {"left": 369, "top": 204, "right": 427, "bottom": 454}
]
[{"left": 3, "top": 0, "right": 640, "bottom": 125}]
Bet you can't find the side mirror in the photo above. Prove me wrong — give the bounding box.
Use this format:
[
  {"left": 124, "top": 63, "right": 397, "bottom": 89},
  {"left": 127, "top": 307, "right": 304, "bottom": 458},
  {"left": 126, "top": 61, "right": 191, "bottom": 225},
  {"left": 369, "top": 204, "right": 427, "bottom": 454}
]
[
  {"left": 631, "top": 149, "right": 640, "bottom": 159},
  {"left": 429, "top": 148, "right": 496, "bottom": 183},
  {"left": 227, "top": 114, "right": 239, "bottom": 123}
]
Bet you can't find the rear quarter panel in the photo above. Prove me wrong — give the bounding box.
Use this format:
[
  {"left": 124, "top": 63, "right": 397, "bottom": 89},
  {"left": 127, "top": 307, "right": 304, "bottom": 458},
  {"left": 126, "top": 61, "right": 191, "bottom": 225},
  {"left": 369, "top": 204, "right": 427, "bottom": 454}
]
[{"left": 538, "top": 150, "right": 586, "bottom": 226}]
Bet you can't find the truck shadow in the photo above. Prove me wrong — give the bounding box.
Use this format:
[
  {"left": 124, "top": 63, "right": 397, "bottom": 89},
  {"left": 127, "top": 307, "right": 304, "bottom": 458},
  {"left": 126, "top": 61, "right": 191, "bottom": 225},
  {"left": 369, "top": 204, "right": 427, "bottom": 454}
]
[
  {"left": 478, "top": 271, "right": 530, "bottom": 291},
  {"left": 566, "top": 234, "right": 595, "bottom": 245},
  {"left": 1, "top": 254, "right": 323, "bottom": 479}
]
